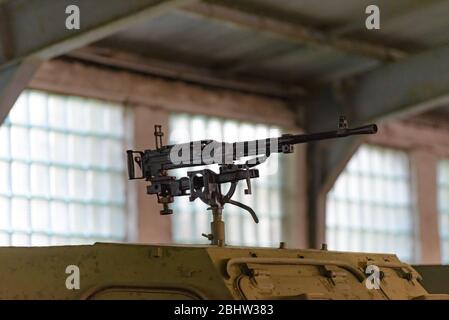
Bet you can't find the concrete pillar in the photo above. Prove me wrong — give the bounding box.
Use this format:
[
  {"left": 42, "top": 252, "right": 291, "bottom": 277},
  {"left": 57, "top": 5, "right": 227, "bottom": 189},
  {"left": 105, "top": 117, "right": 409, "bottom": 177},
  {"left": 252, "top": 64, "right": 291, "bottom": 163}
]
[
  {"left": 411, "top": 149, "right": 441, "bottom": 264},
  {"left": 283, "top": 145, "right": 308, "bottom": 249}
]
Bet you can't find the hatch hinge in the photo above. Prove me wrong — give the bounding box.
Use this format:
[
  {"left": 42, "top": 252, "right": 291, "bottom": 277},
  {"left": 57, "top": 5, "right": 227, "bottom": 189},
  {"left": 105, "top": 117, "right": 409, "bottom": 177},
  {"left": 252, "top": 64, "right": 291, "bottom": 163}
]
[{"left": 321, "top": 265, "right": 349, "bottom": 287}]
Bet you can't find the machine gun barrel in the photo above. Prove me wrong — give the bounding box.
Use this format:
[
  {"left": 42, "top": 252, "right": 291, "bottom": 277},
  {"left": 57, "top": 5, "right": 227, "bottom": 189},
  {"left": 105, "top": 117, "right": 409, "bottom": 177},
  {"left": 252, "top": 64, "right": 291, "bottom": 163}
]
[
  {"left": 234, "top": 123, "right": 378, "bottom": 157},
  {"left": 277, "top": 123, "right": 377, "bottom": 147}
]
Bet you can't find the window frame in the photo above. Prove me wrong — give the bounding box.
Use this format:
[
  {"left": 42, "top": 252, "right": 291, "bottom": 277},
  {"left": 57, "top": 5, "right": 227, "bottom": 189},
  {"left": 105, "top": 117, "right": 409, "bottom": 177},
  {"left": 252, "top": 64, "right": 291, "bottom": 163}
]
[
  {"left": 324, "top": 143, "right": 418, "bottom": 262},
  {"left": 0, "top": 89, "right": 134, "bottom": 246}
]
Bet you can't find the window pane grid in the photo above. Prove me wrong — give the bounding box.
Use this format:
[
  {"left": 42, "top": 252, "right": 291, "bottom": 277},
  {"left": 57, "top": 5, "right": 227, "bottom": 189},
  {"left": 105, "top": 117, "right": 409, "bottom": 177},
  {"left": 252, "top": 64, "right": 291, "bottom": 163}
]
[
  {"left": 0, "top": 90, "right": 127, "bottom": 246},
  {"left": 326, "top": 145, "right": 415, "bottom": 262},
  {"left": 2, "top": 121, "right": 124, "bottom": 141},
  {"left": 0, "top": 194, "right": 124, "bottom": 207},
  {"left": 0, "top": 158, "right": 123, "bottom": 174},
  {"left": 169, "top": 113, "right": 284, "bottom": 247},
  {"left": 438, "top": 160, "right": 449, "bottom": 263}
]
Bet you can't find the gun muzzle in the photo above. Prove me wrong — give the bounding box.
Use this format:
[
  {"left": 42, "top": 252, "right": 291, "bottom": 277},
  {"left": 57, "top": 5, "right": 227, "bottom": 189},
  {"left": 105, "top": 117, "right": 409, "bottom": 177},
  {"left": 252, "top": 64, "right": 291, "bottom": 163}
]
[{"left": 345, "top": 124, "right": 378, "bottom": 136}]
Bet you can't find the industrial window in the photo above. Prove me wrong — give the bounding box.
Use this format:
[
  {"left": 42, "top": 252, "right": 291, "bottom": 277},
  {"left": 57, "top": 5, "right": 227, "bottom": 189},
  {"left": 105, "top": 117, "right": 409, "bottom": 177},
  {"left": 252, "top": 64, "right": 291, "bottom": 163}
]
[
  {"left": 438, "top": 160, "right": 449, "bottom": 263},
  {"left": 169, "top": 113, "right": 283, "bottom": 247},
  {"left": 0, "top": 90, "right": 128, "bottom": 246},
  {"left": 326, "top": 145, "right": 415, "bottom": 262}
]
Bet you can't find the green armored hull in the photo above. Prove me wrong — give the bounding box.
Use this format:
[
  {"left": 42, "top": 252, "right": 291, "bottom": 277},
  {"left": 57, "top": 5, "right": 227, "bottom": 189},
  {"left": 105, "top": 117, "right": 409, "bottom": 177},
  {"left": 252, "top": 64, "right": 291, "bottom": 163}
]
[{"left": 0, "top": 243, "right": 444, "bottom": 300}]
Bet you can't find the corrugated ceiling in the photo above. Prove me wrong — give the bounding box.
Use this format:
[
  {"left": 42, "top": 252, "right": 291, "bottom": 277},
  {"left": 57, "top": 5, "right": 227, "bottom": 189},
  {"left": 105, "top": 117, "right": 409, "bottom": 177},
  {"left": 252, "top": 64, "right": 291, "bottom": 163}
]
[{"left": 89, "top": 0, "right": 449, "bottom": 92}]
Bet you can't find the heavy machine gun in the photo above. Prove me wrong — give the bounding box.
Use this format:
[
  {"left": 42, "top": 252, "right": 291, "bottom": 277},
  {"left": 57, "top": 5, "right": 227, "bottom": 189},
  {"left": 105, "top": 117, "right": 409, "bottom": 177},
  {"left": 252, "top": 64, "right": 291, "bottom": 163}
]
[{"left": 127, "top": 117, "right": 377, "bottom": 246}]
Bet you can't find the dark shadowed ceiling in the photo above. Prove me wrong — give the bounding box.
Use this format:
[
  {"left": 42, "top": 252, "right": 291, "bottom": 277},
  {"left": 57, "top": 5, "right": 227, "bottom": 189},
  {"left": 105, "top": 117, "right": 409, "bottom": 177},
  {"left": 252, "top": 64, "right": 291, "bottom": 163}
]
[{"left": 63, "top": 0, "right": 449, "bottom": 116}]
